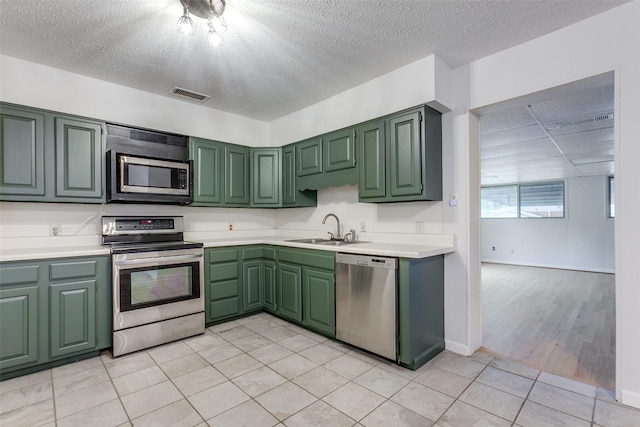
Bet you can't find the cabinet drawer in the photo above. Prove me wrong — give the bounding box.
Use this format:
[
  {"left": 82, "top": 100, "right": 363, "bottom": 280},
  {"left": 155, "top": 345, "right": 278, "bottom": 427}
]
[
  {"left": 242, "top": 247, "right": 263, "bottom": 260},
  {"left": 277, "top": 248, "right": 335, "bottom": 271},
  {"left": 0, "top": 265, "right": 40, "bottom": 286},
  {"left": 50, "top": 261, "right": 97, "bottom": 280},
  {"left": 263, "top": 246, "right": 276, "bottom": 260},
  {"left": 209, "top": 262, "right": 238, "bottom": 281},
  {"left": 209, "top": 280, "right": 240, "bottom": 300},
  {"left": 208, "top": 248, "right": 238, "bottom": 263}
]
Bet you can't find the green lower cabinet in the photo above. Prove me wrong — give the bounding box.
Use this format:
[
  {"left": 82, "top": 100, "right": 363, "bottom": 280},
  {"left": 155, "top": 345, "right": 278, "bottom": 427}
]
[
  {"left": 397, "top": 255, "right": 445, "bottom": 369},
  {"left": 49, "top": 280, "right": 96, "bottom": 358},
  {"left": 0, "top": 285, "right": 39, "bottom": 370},
  {"left": 263, "top": 260, "right": 276, "bottom": 312},
  {"left": 302, "top": 268, "right": 335, "bottom": 336},
  {"left": 276, "top": 263, "right": 303, "bottom": 322},
  {"left": 206, "top": 248, "right": 241, "bottom": 323},
  {"left": 0, "top": 256, "right": 110, "bottom": 378},
  {"left": 242, "top": 260, "right": 263, "bottom": 312}
]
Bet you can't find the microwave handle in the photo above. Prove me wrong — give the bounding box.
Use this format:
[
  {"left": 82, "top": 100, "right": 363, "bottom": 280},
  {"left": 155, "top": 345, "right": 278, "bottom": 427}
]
[{"left": 115, "top": 253, "right": 203, "bottom": 266}]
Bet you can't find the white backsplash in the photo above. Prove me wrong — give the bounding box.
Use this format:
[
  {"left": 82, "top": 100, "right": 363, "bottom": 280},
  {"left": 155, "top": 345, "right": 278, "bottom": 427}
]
[{"left": 1, "top": 185, "right": 446, "bottom": 249}]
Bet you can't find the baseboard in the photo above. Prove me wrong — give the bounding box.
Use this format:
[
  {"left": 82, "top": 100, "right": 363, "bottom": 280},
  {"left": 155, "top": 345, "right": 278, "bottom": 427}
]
[
  {"left": 480, "top": 259, "right": 615, "bottom": 274},
  {"left": 445, "top": 339, "right": 473, "bottom": 356},
  {"left": 620, "top": 388, "right": 640, "bottom": 410}
]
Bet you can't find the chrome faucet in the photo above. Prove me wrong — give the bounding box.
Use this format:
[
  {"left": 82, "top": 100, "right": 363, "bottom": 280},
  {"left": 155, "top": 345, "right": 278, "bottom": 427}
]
[{"left": 322, "top": 213, "right": 341, "bottom": 240}]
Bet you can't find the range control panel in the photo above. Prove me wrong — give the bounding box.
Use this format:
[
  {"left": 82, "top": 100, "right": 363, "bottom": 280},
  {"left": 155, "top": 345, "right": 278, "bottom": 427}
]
[{"left": 102, "top": 216, "right": 184, "bottom": 235}]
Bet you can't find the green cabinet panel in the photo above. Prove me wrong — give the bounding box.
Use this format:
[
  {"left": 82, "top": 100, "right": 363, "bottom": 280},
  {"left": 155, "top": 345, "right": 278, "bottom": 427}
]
[
  {"left": 251, "top": 148, "right": 281, "bottom": 207},
  {"left": 388, "top": 111, "right": 423, "bottom": 197},
  {"left": 242, "top": 260, "right": 263, "bottom": 312},
  {"left": 397, "top": 255, "right": 445, "bottom": 370},
  {"left": 225, "top": 145, "right": 250, "bottom": 205},
  {"left": 296, "top": 138, "right": 323, "bottom": 177},
  {"left": 0, "top": 286, "right": 39, "bottom": 370},
  {"left": 190, "top": 137, "right": 223, "bottom": 204},
  {"left": 303, "top": 268, "right": 335, "bottom": 336},
  {"left": 277, "top": 247, "right": 335, "bottom": 271},
  {"left": 0, "top": 106, "right": 45, "bottom": 196},
  {"left": 50, "top": 260, "right": 96, "bottom": 280},
  {"left": 263, "top": 260, "right": 276, "bottom": 312},
  {"left": 324, "top": 128, "right": 356, "bottom": 172},
  {"left": 277, "top": 263, "right": 303, "bottom": 322},
  {"left": 358, "top": 120, "right": 386, "bottom": 199},
  {"left": 282, "top": 145, "right": 317, "bottom": 207},
  {"left": 55, "top": 117, "right": 102, "bottom": 199},
  {"left": 0, "top": 265, "right": 40, "bottom": 285},
  {"left": 49, "top": 280, "right": 96, "bottom": 358}
]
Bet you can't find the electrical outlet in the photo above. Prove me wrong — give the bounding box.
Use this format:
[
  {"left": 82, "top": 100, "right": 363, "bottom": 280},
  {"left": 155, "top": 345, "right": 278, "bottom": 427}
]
[
  {"left": 359, "top": 221, "right": 366, "bottom": 232},
  {"left": 50, "top": 225, "right": 61, "bottom": 236},
  {"left": 228, "top": 223, "right": 233, "bottom": 231},
  {"left": 449, "top": 193, "right": 458, "bottom": 206}
]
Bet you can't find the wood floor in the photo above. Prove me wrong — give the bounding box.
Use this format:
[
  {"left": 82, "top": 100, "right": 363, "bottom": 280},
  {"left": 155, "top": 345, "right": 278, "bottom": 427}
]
[{"left": 481, "top": 263, "right": 615, "bottom": 390}]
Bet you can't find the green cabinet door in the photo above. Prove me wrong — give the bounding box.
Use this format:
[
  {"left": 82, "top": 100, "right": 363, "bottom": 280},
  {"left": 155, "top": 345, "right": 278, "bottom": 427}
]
[
  {"left": 296, "top": 138, "right": 323, "bottom": 177},
  {"left": 225, "top": 145, "right": 250, "bottom": 205},
  {"left": 0, "top": 285, "right": 39, "bottom": 370},
  {"left": 282, "top": 145, "right": 296, "bottom": 205},
  {"left": 388, "top": 110, "right": 423, "bottom": 197},
  {"left": 49, "top": 280, "right": 97, "bottom": 358},
  {"left": 303, "top": 268, "right": 335, "bottom": 336},
  {"left": 251, "top": 148, "right": 280, "bottom": 206},
  {"left": 190, "top": 137, "right": 223, "bottom": 204},
  {"left": 357, "top": 120, "right": 386, "bottom": 200},
  {"left": 324, "top": 128, "right": 356, "bottom": 172},
  {"left": 277, "top": 263, "right": 303, "bottom": 322},
  {"left": 0, "top": 106, "right": 45, "bottom": 196},
  {"left": 55, "top": 117, "right": 103, "bottom": 199},
  {"left": 242, "top": 260, "right": 263, "bottom": 312},
  {"left": 263, "top": 260, "right": 276, "bottom": 312}
]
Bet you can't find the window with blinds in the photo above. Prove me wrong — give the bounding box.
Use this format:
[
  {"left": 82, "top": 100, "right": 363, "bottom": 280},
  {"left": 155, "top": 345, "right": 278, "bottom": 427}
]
[{"left": 481, "top": 181, "right": 565, "bottom": 219}]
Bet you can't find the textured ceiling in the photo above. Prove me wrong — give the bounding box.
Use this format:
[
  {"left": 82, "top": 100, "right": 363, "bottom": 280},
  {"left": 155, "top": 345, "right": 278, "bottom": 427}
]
[
  {"left": 0, "top": 0, "right": 628, "bottom": 121},
  {"left": 480, "top": 83, "right": 614, "bottom": 185}
]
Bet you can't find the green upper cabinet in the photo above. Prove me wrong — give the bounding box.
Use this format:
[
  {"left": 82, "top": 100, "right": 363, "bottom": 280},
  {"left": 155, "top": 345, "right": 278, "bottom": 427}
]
[
  {"left": 324, "top": 128, "right": 356, "bottom": 172},
  {"left": 282, "top": 144, "right": 317, "bottom": 208},
  {"left": 0, "top": 105, "right": 45, "bottom": 196},
  {"left": 250, "top": 148, "right": 281, "bottom": 207},
  {"left": 296, "top": 138, "right": 323, "bottom": 177},
  {"left": 1, "top": 103, "right": 105, "bottom": 203},
  {"left": 358, "top": 106, "right": 442, "bottom": 203},
  {"left": 388, "top": 110, "right": 423, "bottom": 197},
  {"left": 225, "top": 145, "right": 250, "bottom": 205},
  {"left": 190, "top": 137, "right": 223, "bottom": 204},
  {"left": 357, "top": 120, "right": 386, "bottom": 199},
  {"left": 55, "top": 117, "right": 103, "bottom": 199}
]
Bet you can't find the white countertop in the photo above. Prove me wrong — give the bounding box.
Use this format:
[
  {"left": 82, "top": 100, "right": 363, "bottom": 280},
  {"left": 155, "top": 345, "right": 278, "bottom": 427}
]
[{"left": 0, "top": 232, "right": 455, "bottom": 262}]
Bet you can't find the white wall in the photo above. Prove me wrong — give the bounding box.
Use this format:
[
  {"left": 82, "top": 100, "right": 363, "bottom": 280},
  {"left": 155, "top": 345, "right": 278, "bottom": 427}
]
[
  {"left": 481, "top": 176, "right": 615, "bottom": 273},
  {"left": 275, "top": 185, "right": 443, "bottom": 239},
  {"left": 0, "top": 56, "right": 269, "bottom": 147},
  {"left": 449, "top": 0, "right": 640, "bottom": 407}
]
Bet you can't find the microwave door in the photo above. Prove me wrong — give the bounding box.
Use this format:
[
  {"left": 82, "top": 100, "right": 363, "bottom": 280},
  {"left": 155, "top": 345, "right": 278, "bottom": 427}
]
[{"left": 120, "top": 156, "right": 190, "bottom": 196}]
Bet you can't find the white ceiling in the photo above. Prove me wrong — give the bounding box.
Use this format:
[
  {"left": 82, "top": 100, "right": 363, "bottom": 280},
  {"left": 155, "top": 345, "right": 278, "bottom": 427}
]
[
  {"left": 0, "top": 0, "right": 628, "bottom": 122},
  {"left": 480, "top": 82, "right": 614, "bottom": 185}
]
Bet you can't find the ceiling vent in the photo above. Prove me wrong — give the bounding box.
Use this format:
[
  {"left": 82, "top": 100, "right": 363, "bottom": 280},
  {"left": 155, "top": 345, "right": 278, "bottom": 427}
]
[
  {"left": 594, "top": 113, "right": 614, "bottom": 122},
  {"left": 171, "top": 87, "right": 210, "bottom": 102}
]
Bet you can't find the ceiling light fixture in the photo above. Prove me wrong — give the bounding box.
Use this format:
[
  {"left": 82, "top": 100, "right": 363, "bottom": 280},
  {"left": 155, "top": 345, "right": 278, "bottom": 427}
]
[{"left": 177, "top": 0, "right": 227, "bottom": 46}]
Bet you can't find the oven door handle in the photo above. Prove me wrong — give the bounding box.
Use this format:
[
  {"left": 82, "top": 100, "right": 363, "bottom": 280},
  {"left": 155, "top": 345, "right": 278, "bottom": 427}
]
[{"left": 114, "top": 253, "right": 203, "bottom": 266}]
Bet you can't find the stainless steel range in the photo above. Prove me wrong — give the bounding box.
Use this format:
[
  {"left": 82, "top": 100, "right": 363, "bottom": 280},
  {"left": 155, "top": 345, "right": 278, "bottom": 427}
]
[{"left": 102, "top": 216, "right": 204, "bottom": 356}]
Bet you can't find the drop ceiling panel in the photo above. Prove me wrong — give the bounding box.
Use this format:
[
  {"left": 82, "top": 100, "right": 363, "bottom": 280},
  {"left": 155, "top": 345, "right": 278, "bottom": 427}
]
[
  {"left": 481, "top": 125, "right": 548, "bottom": 148},
  {"left": 528, "top": 84, "right": 614, "bottom": 124}
]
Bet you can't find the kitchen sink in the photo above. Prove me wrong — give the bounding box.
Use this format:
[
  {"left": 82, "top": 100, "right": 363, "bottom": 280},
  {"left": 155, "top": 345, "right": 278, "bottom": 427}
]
[{"left": 285, "top": 238, "right": 366, "bottom": 246}]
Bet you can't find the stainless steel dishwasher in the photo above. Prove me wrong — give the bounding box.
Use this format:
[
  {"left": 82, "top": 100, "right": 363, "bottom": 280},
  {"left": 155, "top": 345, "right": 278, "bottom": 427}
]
[{"left": 335, "top": 253, "right": 398, "bottom": 360}]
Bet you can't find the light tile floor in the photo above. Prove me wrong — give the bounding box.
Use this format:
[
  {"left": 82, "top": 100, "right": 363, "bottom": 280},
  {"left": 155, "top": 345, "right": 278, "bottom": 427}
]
[{"left": 2, "top": 312, "right": 640, "bottom": 426}]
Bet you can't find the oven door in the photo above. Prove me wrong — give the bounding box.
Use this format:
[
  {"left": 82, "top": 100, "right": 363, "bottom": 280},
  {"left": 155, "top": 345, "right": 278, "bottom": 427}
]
[{"left": 112, "top": 248, "right": 204, "bottom": 331}]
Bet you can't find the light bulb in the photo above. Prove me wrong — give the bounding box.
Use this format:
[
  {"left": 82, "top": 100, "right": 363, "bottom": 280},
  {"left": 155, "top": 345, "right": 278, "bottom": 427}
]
[
  {"left": 177, "top": 6, "right": 196, "bottom": 35},
  {"left": 207, "top": 29, "right": 223, "bottom": 47},
  {"left": 212, "top": 14, "right": 227, "bottom": 33}
]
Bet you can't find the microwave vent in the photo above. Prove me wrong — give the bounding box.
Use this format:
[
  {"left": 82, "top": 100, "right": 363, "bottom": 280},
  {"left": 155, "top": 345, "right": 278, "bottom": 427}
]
[{"left": 171, "top": 87, "right": 210, "bottom": 102}]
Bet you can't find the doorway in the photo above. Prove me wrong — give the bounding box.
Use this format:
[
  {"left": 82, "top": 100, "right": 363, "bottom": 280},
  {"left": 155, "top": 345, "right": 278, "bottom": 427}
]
[{"left": 476, "top": 76, "right": 616, "bottom": 389}]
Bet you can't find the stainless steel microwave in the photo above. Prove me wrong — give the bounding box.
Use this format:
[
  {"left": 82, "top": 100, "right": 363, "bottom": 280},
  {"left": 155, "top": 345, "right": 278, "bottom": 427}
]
[{"left": 107, "top": 151, "right": 193, "bottom": 205}]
